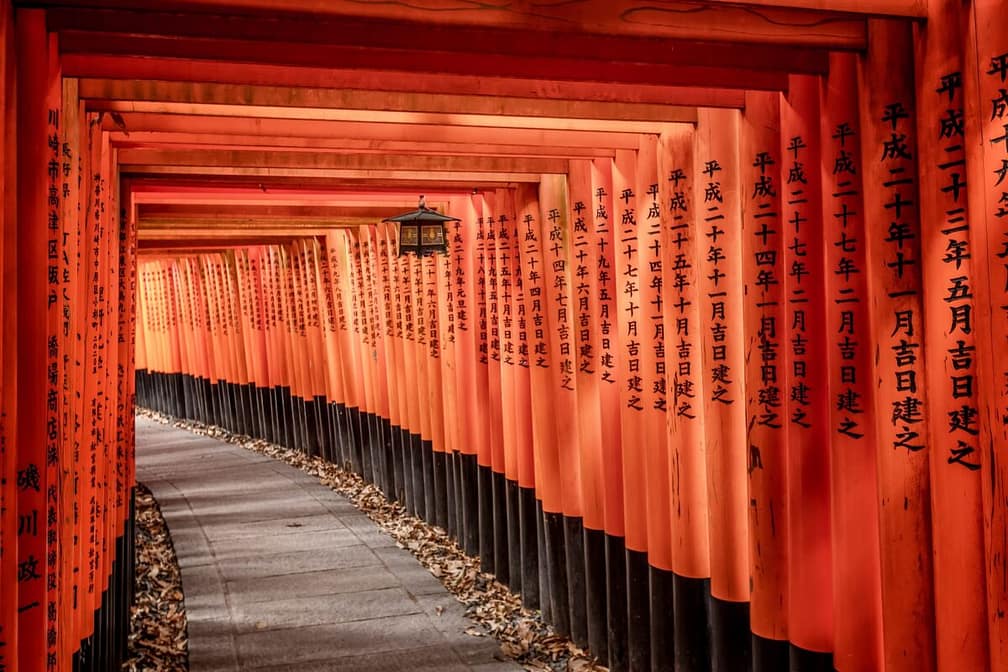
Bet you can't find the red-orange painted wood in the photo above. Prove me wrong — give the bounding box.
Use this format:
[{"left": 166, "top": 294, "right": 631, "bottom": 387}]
[
  {"left": 694, "top": 108, "right": 748, "bottom": 603},
  {"left": 857, "top": 18, "right": 938, "bottom": 672},
  {"left": 634, "top": 136, "right": 673, "bottom": 572},
  {"left": 591, "top": 158, "right": 624, "bottom": 539},
  {"left": 819, "top": 51, "right": 884, "bottom": 672},
  {"left": 612, "top": 149, "right": 647, "bottom": 554},
  {"left": 15, "top": 10, "right": 52, "bottom": 668},
  {"left": 0, "top": 2, "right": 16, "bottom": 664},
  {"left": 741, "top": 89, "right": 789, "bottom": 644},
  {"left": 779, "top": 73, "right": 833, "bottom": 655},
  {"left": 659, "top": 126, "right": 711, "bottom": 581},
  {"left": 963, "top": 3, "right": 1008, "bottom": 665},
  {"left": 568, "top": 160, "right": 605, "bottom": 534},
  {"left": 915, "top": 3, "right": 991, "bottom": 670},
  {"left": 515, "top": 183, "right": 562, "bottom": 514},
  {"left": 539, "top": 174, "right": 583, "bottom": 521},
  {"left": 482, "top": 193, "right": 505, "bottom": 475}
]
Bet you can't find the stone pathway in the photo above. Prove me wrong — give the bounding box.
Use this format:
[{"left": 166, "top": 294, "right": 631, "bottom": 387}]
[{"left": 135, "top": 417, "right": 521, "bottom": 672}]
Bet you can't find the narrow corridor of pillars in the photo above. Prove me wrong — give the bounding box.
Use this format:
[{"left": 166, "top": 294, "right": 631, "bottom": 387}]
[
  {"left": 2, "top": 1, "right": 1008, "bottom": 671},
  {"left": 129, "top": 11, "right": 1008, "bottom": 670}
]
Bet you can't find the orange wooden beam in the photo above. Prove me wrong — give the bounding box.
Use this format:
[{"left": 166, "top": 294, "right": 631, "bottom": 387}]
[
  {"left": 109, "top": 132, "right": 617, "bottom": 159},
  {"left": 87, "top": 101, "right": 697, "bottom": 132},
  {"left": 121, "top": 164, "right": 548, "bottom": 184},
  {"left": 116, "top": 148, "right": 569, "bottom": 174},
  {"left": 136, "top": 204, "right": 421, "bottom": 220},
  {"left": 99, "top": 112, "right": 645, "bottom": 150},
  {"left": 46, "top": 0, "right": 866, "bottom": 47},
  {"left": 60, "top": 32, "right": 792, "bottom": 91},
  {"left": 61, "top": 54, "right": 754, "bottom": 105},
  {"left": 78, "top": 78, "right": 706, "bottom": 123},
  {"left": 47, "top": 6, "right": 835, "bottom": 69}
]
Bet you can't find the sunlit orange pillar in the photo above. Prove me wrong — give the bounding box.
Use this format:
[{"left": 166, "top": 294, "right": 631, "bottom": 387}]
[
  {"left": 694, "top": 107, "right": 750, "bottom": 672},
  {"left": 591, "top": 156, "right": 627, "bottom": 671},
  {"left": 916, "top": 3, "right": 992, "bottom": 670},
  {"left": 741, "top": 89, "right": 789, "bottom": 670},
  {"left": 659, "top": 125, "right": 712, "bottom": 670},
  {"left": 515, "top": 182, "right": 564, "bottom": 626},
  {"left": 963, "top": 1, "right": 1008, "bottom": 669},
  {"left": 858, "top": 19, "right": 939, "bottom": 672},
  {"left": 611, "top": 148, "right": 650, "bottom": 672},
  {"left": 568, "top": 158, "right": 608, "bottom": 662},
  {"left": 779, "top": 74, "right": 833, "bottom": 665},
  {"left": 632, "top": 135, "right": 676, "bottom": 669},
  {"left": 540, "top": 173, "right": 587, "bottom": 643},
  {"left": 819, "top": 52, "right": 884, "bottom": 672}
]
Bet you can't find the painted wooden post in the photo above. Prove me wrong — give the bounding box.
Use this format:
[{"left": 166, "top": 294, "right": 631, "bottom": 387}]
[
  {"left": 694, "top": 107, "right": 751, "bottom": 671},
  {"left": 964, "top": 0, "right": 1008, "bottom": 668},
  {"left": 819, "top": 51, "right": 885, "bottom": 672},
  {"left": 915, "top": 3, "right": 991, "bottom": 670},
  {"left": 779, "top": 73, "right": 833, "bottom": 667},
  {"left": 611, "top": 148, "right": 651, "bottom": 672},
  {"left": 659, "top": 125, "right": 713, "bottom": 671},
  {"left": 15, "top": 11, "right": 52, "bottom": 669},
  {"left": 741, "top": 89, "right": 790, "bottom": 670}
]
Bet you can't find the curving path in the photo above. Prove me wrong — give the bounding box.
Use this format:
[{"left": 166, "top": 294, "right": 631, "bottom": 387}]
[{"left": 135, "top": 416, "right": 520, "bottom": 672}]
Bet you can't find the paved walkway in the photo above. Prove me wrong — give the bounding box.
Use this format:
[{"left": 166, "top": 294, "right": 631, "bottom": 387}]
[{"left": 136, "top": 417, "right": 520, "bottom": 672}]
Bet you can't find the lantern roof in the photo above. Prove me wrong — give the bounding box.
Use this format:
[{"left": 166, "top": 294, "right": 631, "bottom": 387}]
[{"left": 383, "top": 196, "right": 461, "bottom": 224}]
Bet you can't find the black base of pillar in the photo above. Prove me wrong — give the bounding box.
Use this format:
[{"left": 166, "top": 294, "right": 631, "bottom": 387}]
[
  {"left": 544, "top": 510, "right": 570, "bottom": 636},
  {"left": 519, "top": 486, "right": 539, "bottom": 609},
  {"left": 649, "top": 566, "right": 675, "bottom": 670},
  {"left": 422, "top": 438, "right": 436, "bottom": 523},
  {"left": 382, "top": 418, "right": 396, "bottom": 500},
  {"left": 605, "top": 534, "right": 629, "bottom": 672},
  {"left": 752, "top": 634, "right": 790, "bottom": 672},
  {"left": 478, "top": 463, "right": 495, "bottom": 573},
  {"left": 390, "top": 422, "right": 404, "bottom": 503},
  {"left": 584, "top": 527, "right": 608, "bottom": 666},
  {"left": 446, "top": 451, "right": 459, "bottom": 540},
  {"left": 506, "top": 478, "right": 522, "bottom": 594},
  {"left": 790, "top": 644, "right": 834, "bottom": 672},
  {"left": 433, "top": 449, "right": 449, "bottom": 530},
  {"left": 674, "top": 574, "right": 712, "bottom": 672},
  {"left": 537, "top": 499, "right": 551, "bottom": 623},
  {"left": 459, "top": 452, "right": 480, "bottom": 557},
  {"left": 492, "top": 470, "right": 509, "bottom": 585},
  {"left": 626, "top": 548, "right": 651, "bottom": 672},
  {"left": 402, "top": 428, "right": 416, "bottom": 515},
  {"left": 710, "top": 596, "right": 751, "bottom": 672},
  {"left": 410, "top": 433, "right": 424, "bottom": 516},
  {"left": 564, "top": 515, "right": 588, "bottom": 648}
]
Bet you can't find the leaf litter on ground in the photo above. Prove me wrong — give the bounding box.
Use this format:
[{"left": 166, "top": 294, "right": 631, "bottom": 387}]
[{"left": 122, "top": 482, "right": 189, "bottom": 671}]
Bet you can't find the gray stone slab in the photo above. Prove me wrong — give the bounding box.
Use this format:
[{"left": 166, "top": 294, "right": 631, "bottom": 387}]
[
  {"left": 234, "top": 614, "right": 447, "bottom": 668},
  {"left": 135, "top": 418, "right": 526, "bottom": 671},
  {"left": 199, "top": 512, "right": 348, "bottom": 541},
  {"left": 252, "top": 646, "right": 471, "bottom": 672},
  {"left": 373, "top": 545, "right": 448, "bottom": 596},
  {"left": 213, "top": 545, "right": 379, "bottom": 582},
  {"left": 228, "top": 587, "right": 422, "bottom": 633},
  {"left": 209, "top": 527, "right": 361, "bottom": 559},
  {"left": 224, "top": 565, "right": 402, "bottom": 607}
]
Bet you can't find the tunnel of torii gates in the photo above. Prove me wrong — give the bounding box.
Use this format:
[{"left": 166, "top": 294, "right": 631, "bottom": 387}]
[{"left": 2, "top": 0, "right": 1008, "bottom": 671}]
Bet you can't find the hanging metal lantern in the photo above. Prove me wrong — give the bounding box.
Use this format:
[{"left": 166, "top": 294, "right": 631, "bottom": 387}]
[{"left": 384, "top": 195, "right": 460, "bottom": 257}]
